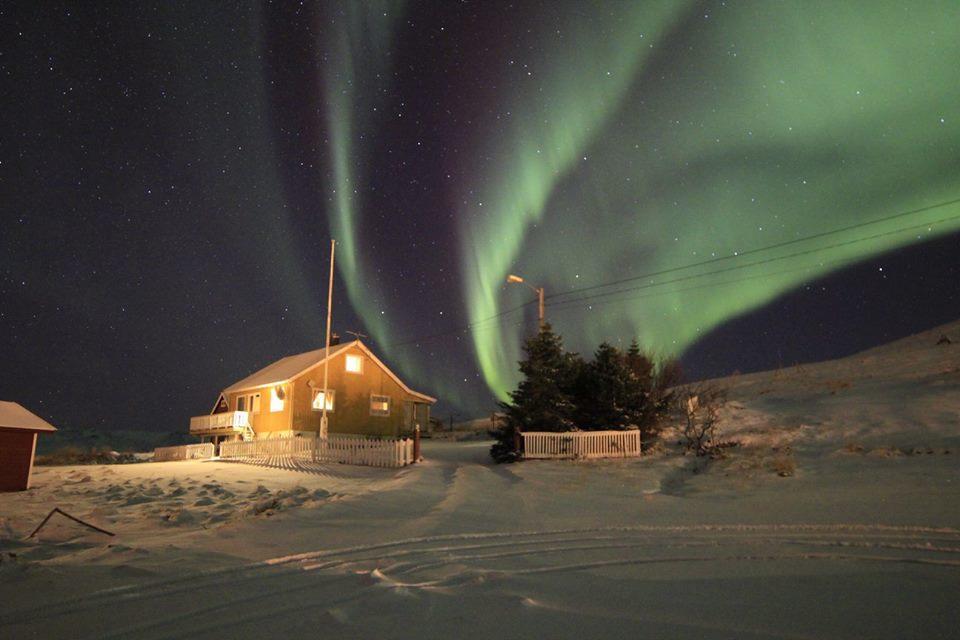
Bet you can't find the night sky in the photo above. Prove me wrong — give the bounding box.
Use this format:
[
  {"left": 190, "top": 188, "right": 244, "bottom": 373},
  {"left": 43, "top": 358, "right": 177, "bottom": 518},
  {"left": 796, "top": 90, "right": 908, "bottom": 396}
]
[{"left": 2, "top": 2, "right": 959, "bottom": 433}]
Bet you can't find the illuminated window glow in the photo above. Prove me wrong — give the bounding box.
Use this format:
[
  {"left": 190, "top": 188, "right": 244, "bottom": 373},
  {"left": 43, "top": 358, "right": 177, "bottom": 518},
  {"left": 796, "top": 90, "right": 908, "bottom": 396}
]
[
  {"left": 345, "top": 354, "right": 363, "bottom": 374},
  {"left": 370, "top": 394, "right": 390, "bottom": 416},
  {"left": 312, "top": 388, "right": 335, "bottom": 412},
  {"left": 270, "top": 386, "right": 285, "bottom": 413}
]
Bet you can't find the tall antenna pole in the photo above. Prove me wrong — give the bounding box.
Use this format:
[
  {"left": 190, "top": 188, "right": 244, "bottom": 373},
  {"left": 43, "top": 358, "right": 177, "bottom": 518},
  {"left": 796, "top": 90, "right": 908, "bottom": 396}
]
[{"left": 320, "top": 239, "right": 335, "bottom": 439}]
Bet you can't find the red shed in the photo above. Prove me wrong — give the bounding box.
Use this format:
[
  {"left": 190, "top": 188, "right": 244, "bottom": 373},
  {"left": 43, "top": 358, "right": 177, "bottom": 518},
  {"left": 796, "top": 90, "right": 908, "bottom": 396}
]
[{"left": 0, "top": 401, "right": 57, "bottom": 492}]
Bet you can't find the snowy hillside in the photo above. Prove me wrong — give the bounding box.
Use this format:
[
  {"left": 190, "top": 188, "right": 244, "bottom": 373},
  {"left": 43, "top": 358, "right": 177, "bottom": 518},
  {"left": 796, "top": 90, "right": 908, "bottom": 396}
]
[{"left": 703, "top": 317, "right": 960, "bottom": 450}]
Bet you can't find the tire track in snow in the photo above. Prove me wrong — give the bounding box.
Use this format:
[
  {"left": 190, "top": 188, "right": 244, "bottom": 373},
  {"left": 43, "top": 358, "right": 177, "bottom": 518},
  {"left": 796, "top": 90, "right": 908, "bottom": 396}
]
[{"left": 2, "top": 523, "right": 958, "bottom": 637}]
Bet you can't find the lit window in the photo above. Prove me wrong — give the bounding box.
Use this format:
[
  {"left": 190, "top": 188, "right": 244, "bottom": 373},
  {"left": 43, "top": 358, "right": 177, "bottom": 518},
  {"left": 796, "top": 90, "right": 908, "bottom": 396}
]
[
  {"left": 370, "top": 394, "right": 390, "bottom": 416},
  {"left": 251, "top": 393, "right": 261, "bottom": 413},
  {"left": 312, "top": 388, "right": 335, "bottom": 412},
  {"left": 236, "top": 396, "right": 246, "bottom": 411},
  {"left": 345, "top": 354, "right": 363, "bottom": 374},
  {"left": 270, "top": 386, "right": 285, "bottom": 412}
]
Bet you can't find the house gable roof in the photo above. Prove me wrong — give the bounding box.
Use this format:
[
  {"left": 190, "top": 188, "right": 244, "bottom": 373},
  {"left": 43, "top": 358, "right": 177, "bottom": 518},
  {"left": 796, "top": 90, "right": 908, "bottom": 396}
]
[
  {"left": 221, "top": 340, "right": 436, "bottom": 404},
  {"left": 351, "top": 341, "right": 437, "bottom": 404},
  {"left": 222, "top": 342, "right": 355, "bottom": 394},
  {"left": 0, "top": 401, "right": 57, "bottom": 432}
]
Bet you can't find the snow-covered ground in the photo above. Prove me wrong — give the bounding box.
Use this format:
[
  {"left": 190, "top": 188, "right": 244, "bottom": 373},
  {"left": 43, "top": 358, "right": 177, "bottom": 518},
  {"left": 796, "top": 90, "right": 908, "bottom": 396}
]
[{"left": 1, "top": 320, "right": 958, "bottom": 639}]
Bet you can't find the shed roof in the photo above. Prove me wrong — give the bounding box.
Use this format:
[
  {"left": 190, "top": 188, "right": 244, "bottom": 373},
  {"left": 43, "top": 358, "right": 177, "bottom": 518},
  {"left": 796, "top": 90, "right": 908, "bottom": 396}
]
[
  {"left": 0, "top": 401, "right": 57, "bottom": 432},
  {"left": 223, "top": 342, "right": 355, "bottom": 393}
]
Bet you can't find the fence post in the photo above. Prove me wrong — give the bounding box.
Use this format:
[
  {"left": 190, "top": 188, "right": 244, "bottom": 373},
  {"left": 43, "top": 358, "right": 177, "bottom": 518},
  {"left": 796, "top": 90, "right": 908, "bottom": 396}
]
[{"left": 413, "top": 424, "right": 421, "bottom": 463}]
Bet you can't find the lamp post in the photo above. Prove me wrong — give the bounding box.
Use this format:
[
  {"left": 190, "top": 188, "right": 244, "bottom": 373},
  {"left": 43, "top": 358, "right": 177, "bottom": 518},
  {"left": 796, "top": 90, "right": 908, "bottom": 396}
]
[{"left": 506, "top": 273, "right": 544, "bottom": 329}]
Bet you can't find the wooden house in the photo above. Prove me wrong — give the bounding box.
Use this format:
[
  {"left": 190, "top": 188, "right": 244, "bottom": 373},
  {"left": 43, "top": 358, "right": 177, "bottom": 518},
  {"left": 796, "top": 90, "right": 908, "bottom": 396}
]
[
  {"left": 189, "top": 340, "right": 435, "bottom": 445},
  {"left": 0, "top": 401, "right": 57, "bottom": 491}
]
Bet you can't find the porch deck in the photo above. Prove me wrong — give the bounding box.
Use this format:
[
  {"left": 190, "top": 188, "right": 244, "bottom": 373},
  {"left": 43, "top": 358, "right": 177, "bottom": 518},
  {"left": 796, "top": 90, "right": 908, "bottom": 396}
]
[{"left": 189, "top": 411, "right": 251, "bottom": 436}]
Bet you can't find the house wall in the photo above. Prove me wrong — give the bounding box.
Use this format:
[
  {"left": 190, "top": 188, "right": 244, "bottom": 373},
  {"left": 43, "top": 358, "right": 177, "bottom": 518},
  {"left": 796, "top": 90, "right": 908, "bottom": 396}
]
[
  {"left": 218, "top": 344, "right": 434, "bottom": 439},
  {"left": 0, "top": 428, "right": 37, "bottom": 492},
  {"left": 282, "top": 344, "right": 431, "bottom": 438},
  {"left": 226, "top": 382, "right": 292, "bottom": 434}
]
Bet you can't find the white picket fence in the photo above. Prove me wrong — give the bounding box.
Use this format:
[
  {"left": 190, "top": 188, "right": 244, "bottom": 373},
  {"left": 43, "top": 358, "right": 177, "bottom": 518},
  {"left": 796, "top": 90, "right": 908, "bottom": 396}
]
[
  {"left": 153, "top": 442, "right": 215, "bottom": 462},
  {"left": 219, "top": 435, "right": 416, "bottom": 468},
  {"left": 219, "top": 437, "right": 314, "bottom": 459},
  {"left": 522, "top": 429, "right": 641, "bottom": 460}
]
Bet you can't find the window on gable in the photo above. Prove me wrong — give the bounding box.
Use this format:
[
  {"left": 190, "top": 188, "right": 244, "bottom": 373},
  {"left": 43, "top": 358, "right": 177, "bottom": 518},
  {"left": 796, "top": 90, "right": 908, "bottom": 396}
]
[
  {"left": 345, "top": 354, "right": 363, "bottom": 374},
  {"left": 312, "top": 388, "right": 335, "bottom": 412},
  {"left": 370, "top": 394, "right": 390, "bottom": 416}
]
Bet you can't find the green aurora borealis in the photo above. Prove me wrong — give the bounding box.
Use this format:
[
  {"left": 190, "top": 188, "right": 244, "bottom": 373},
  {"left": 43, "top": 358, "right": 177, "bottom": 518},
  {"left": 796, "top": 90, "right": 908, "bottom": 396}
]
[
  {"left": 324, "top": 1, "right": 405, "bottom": 348},
  {"left": 3, "top": 1, "right": 960, "bottom": 432},
  {"left": 323, "top": 2, "right": 960, "bottom": 406}
]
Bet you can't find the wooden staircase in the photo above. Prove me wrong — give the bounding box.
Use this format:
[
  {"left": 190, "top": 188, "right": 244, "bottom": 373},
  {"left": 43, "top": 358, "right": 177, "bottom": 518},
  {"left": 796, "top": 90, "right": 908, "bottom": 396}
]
[{"left": 241, "top": 425, "right": 255, "bottom": 442}]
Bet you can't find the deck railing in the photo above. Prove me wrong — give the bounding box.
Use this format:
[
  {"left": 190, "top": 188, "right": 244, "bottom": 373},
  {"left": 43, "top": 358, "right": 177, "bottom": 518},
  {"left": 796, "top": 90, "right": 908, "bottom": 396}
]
[
  {"left": 521, "top": 429, "right": 641, "bottom": 460},
  {"left": 153, "top": 442, "right": 216, "bottom": 462},
  {"left": 189, "top": 411, "right": 250, "bottom": 434},
  {"left": 219, "top": 434, "right": 416, "bottom": 468}
]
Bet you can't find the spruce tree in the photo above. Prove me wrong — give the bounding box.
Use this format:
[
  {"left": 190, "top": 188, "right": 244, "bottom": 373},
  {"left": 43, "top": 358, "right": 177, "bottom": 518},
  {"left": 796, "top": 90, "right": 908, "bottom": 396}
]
[
  {"left": 491, "top": 323, "right": 577, "bottom": 462},
  {"left": 625, "top": 340, "right": 654, "bottom": 388},
  {"left": 575, "top": 343, "right": 627, "bottom": 429},
  {"left": 624, "top": 339, "right": 657, "bottom": 428},
  {"left": 576, "top": 339, "right": 679, "bottom": 439}
]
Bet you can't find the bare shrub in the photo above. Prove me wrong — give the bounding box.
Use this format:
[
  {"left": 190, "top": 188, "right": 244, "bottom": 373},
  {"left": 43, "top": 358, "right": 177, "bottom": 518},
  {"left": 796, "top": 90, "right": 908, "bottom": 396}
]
[
  {"left": 842, "top": 442, "right": 865, "bottom": 454},
  {"left": 769, "top": 454, "right": 796, "bottom": 477},
  {"left": 676, "top": 384, "right": 729, "bottom": 457}
]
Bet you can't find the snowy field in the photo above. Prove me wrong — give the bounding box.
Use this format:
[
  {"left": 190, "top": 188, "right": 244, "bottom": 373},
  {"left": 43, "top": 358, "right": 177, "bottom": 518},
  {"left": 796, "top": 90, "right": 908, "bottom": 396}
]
[{"left": 1, "top": 321, "right": 958, "bottom": 639}]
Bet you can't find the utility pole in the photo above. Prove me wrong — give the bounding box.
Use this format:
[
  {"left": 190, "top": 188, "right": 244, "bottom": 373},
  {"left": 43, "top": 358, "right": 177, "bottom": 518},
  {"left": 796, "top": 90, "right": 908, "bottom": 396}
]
[
  {"left": 536, "top": 286, "right": 545, "bottom": 329},
  {"left": 320, "top": 238, "right": 335, "bottom": 440}
]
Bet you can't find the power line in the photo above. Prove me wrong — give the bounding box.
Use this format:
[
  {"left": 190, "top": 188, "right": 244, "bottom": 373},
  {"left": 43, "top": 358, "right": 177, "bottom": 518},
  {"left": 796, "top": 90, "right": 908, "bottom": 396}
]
[
  {"left": 546, "top": 256, "right": 852, "bottom": 313},
  {"left": 545, "top": 196, "right": 960, "bottom": 303},
  {"left": 547, "top": 211, "right": 960, "bottom": 308},
  {"left": 375, "top": 204, "right": 960, "bottom": 350},
  {"left": 385, "top": 319, "right": 528, "bottom": 350},
  {"left": 382, "top": 300, "right": 533, "bottom": 349}
]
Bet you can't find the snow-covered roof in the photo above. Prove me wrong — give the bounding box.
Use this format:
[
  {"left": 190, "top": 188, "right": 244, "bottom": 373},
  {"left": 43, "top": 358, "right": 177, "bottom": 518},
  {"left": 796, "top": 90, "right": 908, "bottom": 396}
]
[
  {"left": 0, "top": 401, "right": 57, "bottom": 432},
  {"left": 223, "top": 342, "right": 356, "bottom": 393},
  {"left": 220, "top": 340, "right": 436, "bottom": 404}
]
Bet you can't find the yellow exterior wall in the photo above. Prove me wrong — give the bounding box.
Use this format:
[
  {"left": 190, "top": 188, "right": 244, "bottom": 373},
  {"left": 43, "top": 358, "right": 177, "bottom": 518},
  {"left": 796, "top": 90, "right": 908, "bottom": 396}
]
[
  {"left": 222, "top": 344, "right": 432, "bottom": 439},
  {"left": 226, "top": 382, "right": 292, "bottom": 434},
  {"left": 290, "top": 345, "right": 424, "bottom": 438}
]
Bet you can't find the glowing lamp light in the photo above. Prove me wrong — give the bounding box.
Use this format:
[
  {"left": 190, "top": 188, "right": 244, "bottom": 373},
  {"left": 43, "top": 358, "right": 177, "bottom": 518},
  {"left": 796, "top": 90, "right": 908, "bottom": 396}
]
[{"left": 506, "top": 274, "right": 525, "bottom": 284}]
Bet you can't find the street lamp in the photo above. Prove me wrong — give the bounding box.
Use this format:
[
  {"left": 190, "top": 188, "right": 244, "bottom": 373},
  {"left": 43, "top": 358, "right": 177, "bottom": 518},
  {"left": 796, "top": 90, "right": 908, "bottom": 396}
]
[{"left": 506, "top": 273, "right": 545, "bottom": 329}]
